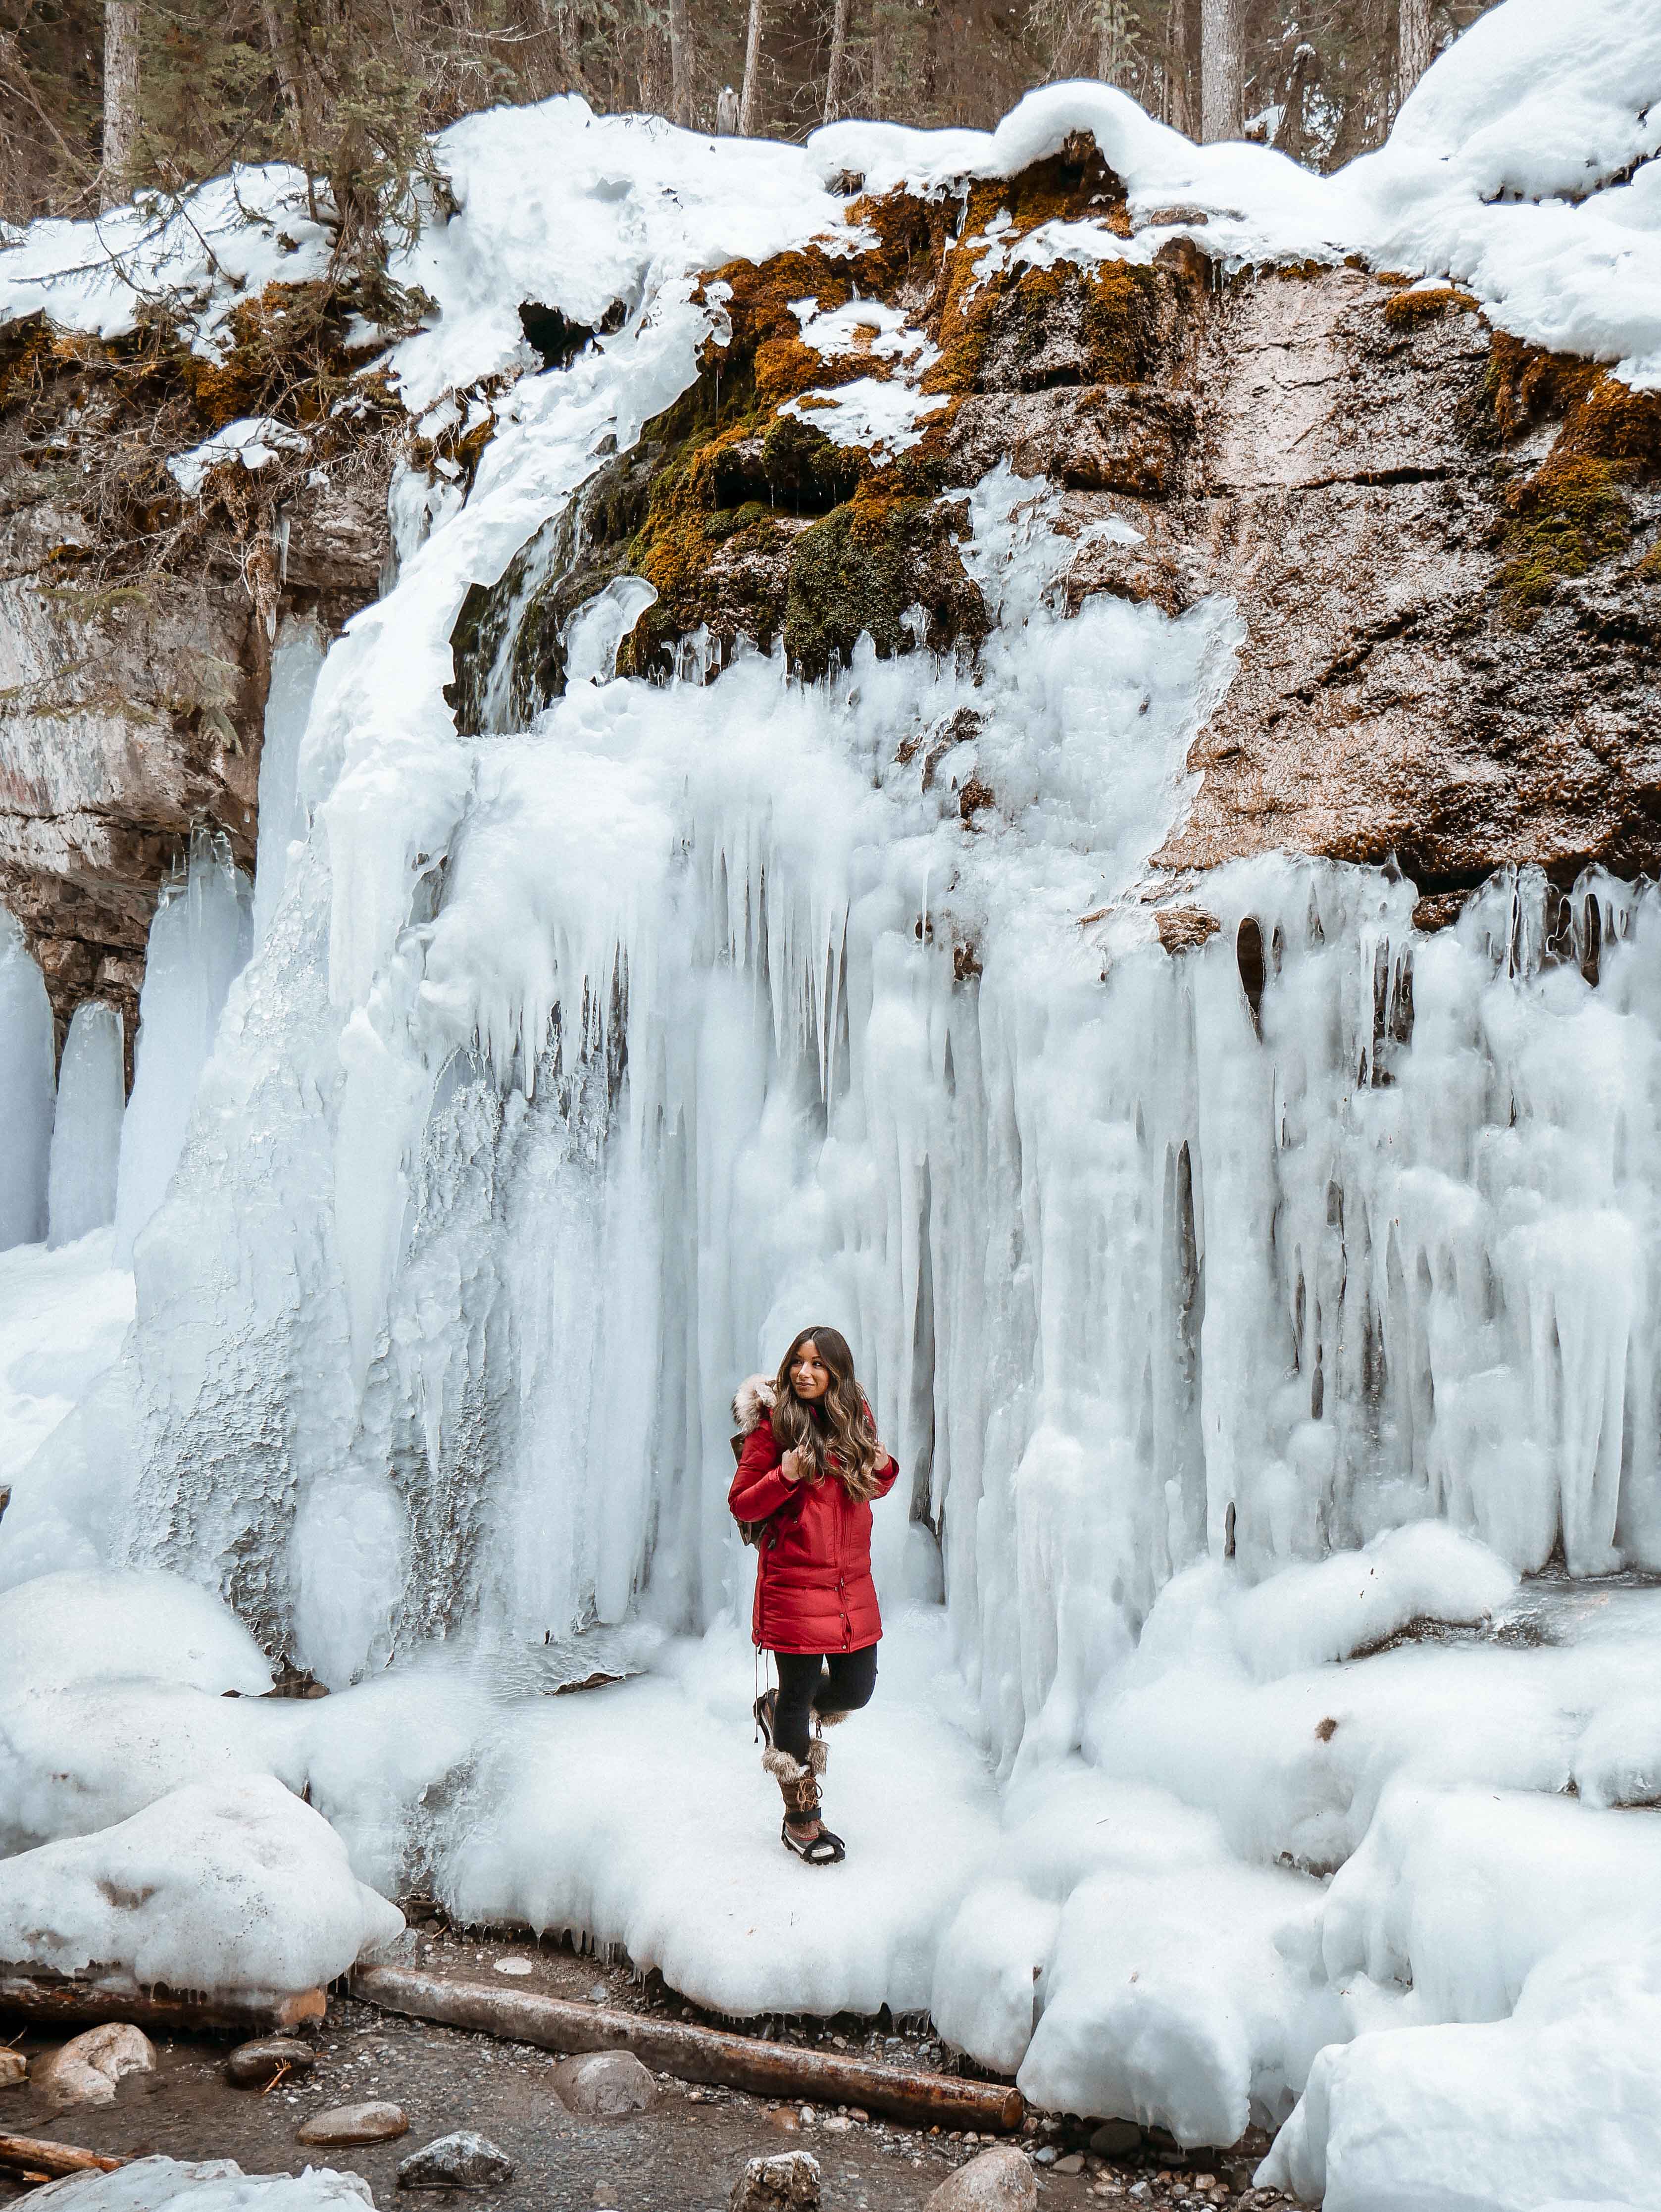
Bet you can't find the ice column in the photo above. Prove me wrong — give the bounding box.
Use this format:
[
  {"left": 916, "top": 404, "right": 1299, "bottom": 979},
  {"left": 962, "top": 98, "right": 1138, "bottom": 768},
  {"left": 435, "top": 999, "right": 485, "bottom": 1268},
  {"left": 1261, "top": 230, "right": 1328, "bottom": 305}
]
[
  {"left": 47, "top": 1001, "right": 126, "bottom": 1247},
  {"left": 253, "top": 618, "right": 325, "bottom": 946},
  {"left": 0, "top": 913, "right": 54, "bottom": 1252},
  {"left": 113, "top": 835, "right": 254, "bottom": 1262}
]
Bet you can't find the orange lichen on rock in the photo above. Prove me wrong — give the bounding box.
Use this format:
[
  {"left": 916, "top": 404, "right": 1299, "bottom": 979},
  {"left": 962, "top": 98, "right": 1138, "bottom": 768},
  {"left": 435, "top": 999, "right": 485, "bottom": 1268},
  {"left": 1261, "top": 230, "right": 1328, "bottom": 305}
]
[{"left": 1382, "top": 285, "right": 1480, "bottom": 327}]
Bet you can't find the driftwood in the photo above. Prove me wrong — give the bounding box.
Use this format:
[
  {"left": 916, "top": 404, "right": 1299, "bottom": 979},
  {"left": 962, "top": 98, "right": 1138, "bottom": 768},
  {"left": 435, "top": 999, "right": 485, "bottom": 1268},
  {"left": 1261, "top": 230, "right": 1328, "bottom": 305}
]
[
  {"left": 0, "top": 2134, "right": 126, "bottom": 2181},
  {"left": 351, "top": 1964, "right": 1025, "bottom": 2132},
  {"left": 0, "top": 1970, "right": 325, "bottom": 2038}
]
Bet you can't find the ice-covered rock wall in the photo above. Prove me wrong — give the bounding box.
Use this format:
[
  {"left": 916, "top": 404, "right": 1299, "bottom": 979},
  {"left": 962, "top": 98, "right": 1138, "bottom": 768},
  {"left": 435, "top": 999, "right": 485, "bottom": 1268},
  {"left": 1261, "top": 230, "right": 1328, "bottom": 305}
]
[{"left": 0, "top": 9, "right": 1653, "bottom": 1744}]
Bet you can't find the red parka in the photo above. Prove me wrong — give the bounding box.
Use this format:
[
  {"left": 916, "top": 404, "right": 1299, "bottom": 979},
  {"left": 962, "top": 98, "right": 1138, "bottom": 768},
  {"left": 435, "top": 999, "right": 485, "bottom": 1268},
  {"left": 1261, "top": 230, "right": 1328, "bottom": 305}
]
[{"left": 728, "top": 1376, "right": 898, "bottom": 1656}]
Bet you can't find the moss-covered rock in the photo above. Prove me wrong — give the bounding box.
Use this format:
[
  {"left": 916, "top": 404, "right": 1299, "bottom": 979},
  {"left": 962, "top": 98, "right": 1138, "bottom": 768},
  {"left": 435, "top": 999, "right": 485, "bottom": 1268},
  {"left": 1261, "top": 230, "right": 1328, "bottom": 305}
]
[{"left": 783, "top": 487, "right": 986, "bottom": 679}]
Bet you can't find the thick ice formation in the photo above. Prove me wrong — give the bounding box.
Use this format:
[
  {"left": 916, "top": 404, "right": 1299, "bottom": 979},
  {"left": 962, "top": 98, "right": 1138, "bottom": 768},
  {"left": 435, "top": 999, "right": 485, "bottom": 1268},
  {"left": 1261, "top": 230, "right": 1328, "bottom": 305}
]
[
  {"left": 48, "top": 1003, "right": 125, "bottom": 1248},
  {"left": 113, "top": 835, "right": 253, "bottom": 1263},
  {"left": 0, "top": 0, "right": 1658, "bottom": 2194},
  {"left": 0, "top": 1773, "right": 402, "bottom": 1995},
  {"left": 0, "top": 913, "right": 55, "bottom": 1253}
]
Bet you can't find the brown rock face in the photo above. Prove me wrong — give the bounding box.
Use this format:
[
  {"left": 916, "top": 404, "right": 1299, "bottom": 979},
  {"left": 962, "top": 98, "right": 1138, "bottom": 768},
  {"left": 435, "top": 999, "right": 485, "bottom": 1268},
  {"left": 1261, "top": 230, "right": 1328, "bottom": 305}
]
[
  {"left": 1146, "top": 273, "right": 1661, "bottom": 894},
  {"left": 0, "top": 304, "right": 394, "bottom": 1064},
  {"left": 449, "top": 151, "right": 1656, "bottom": 914}
]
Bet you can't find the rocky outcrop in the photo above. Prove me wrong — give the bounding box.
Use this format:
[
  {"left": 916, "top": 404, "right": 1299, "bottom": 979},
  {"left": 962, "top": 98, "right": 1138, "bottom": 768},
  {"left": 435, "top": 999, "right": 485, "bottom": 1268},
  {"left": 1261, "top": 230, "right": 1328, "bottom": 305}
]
[
  {"left": 0, "top": 299, "right": 396, "bottom": 1059},
  {"left": 450, "top": 137, "right": 1660, "bottom": 914},
  {"left": 9, "top": 137, "right": 1659, "bottom": 1053}
]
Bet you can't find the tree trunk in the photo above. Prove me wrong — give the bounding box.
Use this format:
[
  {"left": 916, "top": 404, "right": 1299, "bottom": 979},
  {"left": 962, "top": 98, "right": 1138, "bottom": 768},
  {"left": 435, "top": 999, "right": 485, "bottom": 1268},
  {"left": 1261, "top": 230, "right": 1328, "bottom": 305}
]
[
  {"left": 1397, "top": 0, "right": 1432, "bottom": 102},
  {"left": 823, "top": 0, "right": 850, "bottom": 122},
  {"left": 100, "top": 0, "right": 141, "bottom": 208},
  {"left": 668, "top": 0, "right": 691, "bottom": 124},
  {"left": 1165, "top": 0, "right": 1194, "bottom": 134},
  {"left": 1199, "top": 0, "right": 1240, "bottom": 142},
  {"left": 352, "top": 1966, "right": 1027, "bottom": 2133},
  {"left": 738, "top": 0, "right": 763, "bottom": 132},
  {"left": 260, "top": 0, "right": 303, "bottom": 124}
]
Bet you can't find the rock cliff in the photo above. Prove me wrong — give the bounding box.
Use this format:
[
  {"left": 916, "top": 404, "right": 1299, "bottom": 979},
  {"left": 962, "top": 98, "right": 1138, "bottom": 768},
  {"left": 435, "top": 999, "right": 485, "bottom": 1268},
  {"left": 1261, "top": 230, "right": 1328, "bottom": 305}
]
[
  {"left": 4, "top": 136, "right": 1659, "bottom": 1061},
  {"left": 0, "top": 296, "right": 395, "bottom": 1059}
]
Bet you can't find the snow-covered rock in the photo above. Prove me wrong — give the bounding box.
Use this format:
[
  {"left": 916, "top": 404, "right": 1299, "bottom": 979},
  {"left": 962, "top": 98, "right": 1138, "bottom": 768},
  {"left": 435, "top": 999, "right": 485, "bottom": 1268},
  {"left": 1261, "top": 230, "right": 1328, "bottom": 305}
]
[
  {"left": 0, "top": 1570, "right": 272, "bottom": 1699},
  {"left": 0, "top": 1775, "right": 402, "bottom": 1995},
  {"left": 29, "top": 2160, "right": 373, "bottom": 2212}
]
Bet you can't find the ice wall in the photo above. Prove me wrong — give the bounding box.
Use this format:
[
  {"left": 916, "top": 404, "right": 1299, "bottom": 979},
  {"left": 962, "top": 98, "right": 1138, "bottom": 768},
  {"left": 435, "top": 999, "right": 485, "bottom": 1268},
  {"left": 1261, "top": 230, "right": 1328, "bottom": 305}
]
[
  {"left": 11, "top": 27, "right": 1656, "bottom": 1749},
  {"left": 113, "top": 835, "right": 253, "bottom": 1265},
  {"left": 0, "top": 916, "right": 54, "bottom": 1254},
  {"left": 94, "top": 454, "right": 1661, "bottom": 1745},
  {"left": 252, "top": 620, "right": 326, "bottom": 949},
  {"left": 47, "top": 1003, "right": 125, "bottom": 1248}
]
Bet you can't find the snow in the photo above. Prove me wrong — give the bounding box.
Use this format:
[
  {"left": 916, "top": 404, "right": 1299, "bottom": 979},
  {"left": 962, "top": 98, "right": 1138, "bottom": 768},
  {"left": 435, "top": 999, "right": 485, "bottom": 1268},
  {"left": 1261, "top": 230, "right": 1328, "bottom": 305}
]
[
  {"left": 48, "top": 1003, "right": 125, "bottom": 1248},
  {"left": 0, "top": 1773, "right": 402, "bottom": 1995},
  {"left": 0, "top": 1568, "right": 272, "bottom": 1698},
  {"left": 781, "top": 377, "right": 950, "bottom": 455},
  {"left": 0, "top": 169, "right": 333, "bottom": 354},
  {"left": 0, "top": 1238, "right": 133, "bottom": 1486},
  {"left": 32, "top": 2162, "right": 373, "bottom": 2212},
  {"left": 167, "top": 417, "right": 307, "bottom": 498}
]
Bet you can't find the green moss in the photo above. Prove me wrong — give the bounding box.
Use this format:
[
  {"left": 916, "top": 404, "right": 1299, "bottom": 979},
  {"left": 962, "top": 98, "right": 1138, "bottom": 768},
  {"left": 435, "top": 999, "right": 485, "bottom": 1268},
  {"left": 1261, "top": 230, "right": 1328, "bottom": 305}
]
[
  {"left": 783, "top": 490, "right": 985, "bottom": 678},
  {"left": 1497, "top": 454, "right": 1630, "bottom": 620}
]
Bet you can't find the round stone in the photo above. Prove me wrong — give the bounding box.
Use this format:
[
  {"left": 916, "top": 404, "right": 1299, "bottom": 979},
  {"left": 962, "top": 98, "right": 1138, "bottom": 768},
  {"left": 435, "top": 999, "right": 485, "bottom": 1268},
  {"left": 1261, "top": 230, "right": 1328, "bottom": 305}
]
[
  {"left": 552, "top": 2051, "right": 657, "bottom": 2117},
  {"left": 227, "top": 2038, "right": 317, "bottom": 2089},
  {"left": 925, "top": 2145, "right": 1039, "bottom": 2212},
  {"left": 297, "top": 2101, "right": 410, "bottom": 2147}
]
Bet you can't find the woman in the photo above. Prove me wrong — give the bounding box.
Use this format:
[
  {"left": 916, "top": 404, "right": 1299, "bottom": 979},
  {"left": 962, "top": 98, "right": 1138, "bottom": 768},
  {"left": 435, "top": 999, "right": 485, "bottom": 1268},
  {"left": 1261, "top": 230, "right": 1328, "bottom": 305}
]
[{"left": 729, "top": 1326, "right": 898, "bottom": 1865}]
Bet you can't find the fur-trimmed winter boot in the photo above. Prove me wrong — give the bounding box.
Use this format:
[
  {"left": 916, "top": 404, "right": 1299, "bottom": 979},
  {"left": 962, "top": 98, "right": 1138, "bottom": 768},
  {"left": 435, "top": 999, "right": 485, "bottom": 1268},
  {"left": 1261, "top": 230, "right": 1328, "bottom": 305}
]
[{"left": 762, "top": 1740, "right": 844, "bottom": 1864}]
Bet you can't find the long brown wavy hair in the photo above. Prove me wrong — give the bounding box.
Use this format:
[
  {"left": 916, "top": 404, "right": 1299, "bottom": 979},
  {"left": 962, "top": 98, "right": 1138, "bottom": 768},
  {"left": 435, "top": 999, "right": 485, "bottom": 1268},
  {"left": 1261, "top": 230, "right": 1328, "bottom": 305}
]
[{"left": 771, "top": 1325, "right": 885, "bottom": 1503}]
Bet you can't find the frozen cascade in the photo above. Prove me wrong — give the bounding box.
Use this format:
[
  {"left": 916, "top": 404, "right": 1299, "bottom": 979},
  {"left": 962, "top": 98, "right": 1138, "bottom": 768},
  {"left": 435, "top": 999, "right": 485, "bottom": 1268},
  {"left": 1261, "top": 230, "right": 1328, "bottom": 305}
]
[
  {"left": 47, "top": 1002, "right": 126, "bottom": 1248},
  {"left": 252, "top": 618, "right": 326, "bottom": 948},
  {"left": 113, "top": 835, "right": 254, "bottom": 1266},
  {"left": 89, "top": 462, "right": 1661, "bottom": 1744},
  {"left": 0, "top": 916, "right": 55, "bottom": 1254}
]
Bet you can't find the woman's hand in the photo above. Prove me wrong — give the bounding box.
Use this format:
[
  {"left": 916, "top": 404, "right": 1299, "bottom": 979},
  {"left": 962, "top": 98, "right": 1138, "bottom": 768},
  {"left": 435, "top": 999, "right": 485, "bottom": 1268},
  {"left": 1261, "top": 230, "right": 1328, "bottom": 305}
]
[{"left": 779, "top": 1447, "right": 806, "bottom": 1485}]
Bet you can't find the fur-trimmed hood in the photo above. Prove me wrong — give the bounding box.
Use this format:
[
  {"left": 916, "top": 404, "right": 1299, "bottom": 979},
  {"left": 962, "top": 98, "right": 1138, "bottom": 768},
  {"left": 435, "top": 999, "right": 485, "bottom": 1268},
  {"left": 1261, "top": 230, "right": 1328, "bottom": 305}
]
[{"left": 732, "top": 1374, "right": 776, "bottom": 1433}]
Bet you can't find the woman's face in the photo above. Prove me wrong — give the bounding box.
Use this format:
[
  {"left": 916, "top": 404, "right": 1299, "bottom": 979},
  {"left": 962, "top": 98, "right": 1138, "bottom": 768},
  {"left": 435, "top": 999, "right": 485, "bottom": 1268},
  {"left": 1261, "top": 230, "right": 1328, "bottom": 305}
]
[{"left": 790, "top": 1340, "right": 832, "bottom": 1402}]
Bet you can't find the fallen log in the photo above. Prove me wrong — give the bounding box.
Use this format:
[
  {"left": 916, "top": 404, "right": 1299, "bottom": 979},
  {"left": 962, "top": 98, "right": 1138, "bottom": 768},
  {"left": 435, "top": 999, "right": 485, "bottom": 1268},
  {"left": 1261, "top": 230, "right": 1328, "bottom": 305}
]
[
  {"left": 0, "top": 1969, "right": 324, "bottom": 2039},
  {"left": 0, "top": 2135, "right": 126, "bottom": 2181},
  {"left": 350, "top": 1964, "right": 1024, "bottom": 2133}
]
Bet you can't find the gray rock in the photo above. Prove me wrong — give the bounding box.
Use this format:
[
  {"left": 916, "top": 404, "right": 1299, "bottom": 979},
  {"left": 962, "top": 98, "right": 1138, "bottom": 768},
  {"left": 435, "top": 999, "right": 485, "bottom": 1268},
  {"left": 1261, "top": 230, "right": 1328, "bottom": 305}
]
[
  {"left": 1089, "top": 2122, "right": 1142, "bottom": 2157},
  {"left": 1052, "top": 2154, "right": 1084, "bottom": 2175},
  {"left": 0, "top": 2049, "right": 26, "bottom": 2089},
  {"left": 226, "top": 2038, "right": 317, "bottom": 2089},
  {"left": 298, "top": 2102, "right": 410, "bottom": 2147},
  {"left": 397, "top": 2131, "right": 515, "bottom": 2189},
  {"left": 926, "top": 2145, "right": 1039, "bottom": 2212},
  {"left": 552, "top": 2051, "right": 657, "bottom": 2117},
  {"left": 730, "top": 2151, "right": 821, "bottom": 2212}
]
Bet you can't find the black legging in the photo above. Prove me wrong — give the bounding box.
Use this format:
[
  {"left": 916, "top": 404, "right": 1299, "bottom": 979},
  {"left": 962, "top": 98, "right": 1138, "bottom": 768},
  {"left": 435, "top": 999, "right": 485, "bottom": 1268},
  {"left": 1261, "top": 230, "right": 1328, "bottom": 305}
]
[{"left": 772, "top": 1645, "right": 879, "bottom": 1762}]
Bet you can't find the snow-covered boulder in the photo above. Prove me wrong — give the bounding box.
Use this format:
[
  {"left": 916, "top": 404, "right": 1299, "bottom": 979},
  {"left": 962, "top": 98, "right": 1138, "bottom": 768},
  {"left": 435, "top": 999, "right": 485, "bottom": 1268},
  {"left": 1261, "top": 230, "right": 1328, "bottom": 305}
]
[
  {"left": 0, "top": 1775, "right": 402, "bottom": 1996},
  {"left": 0, "top": 1570, "right": 272, "bottom": 1699},
  {"left": 29, "top": 2160, "right": 373, "bottom": 2212}
]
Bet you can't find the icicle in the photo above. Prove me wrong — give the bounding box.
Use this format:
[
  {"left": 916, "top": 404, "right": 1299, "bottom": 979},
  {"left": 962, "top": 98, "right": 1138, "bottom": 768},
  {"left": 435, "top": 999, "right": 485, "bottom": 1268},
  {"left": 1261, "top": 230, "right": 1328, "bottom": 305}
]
[{"left": 47, "top": 1002, "right": 125, "bottom": 1248}]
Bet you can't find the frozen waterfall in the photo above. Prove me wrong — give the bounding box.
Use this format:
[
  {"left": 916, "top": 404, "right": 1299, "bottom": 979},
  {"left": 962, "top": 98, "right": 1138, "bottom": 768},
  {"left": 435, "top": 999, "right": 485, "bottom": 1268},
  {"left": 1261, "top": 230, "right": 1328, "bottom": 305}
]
[
  {"left": 47, "top": 1001, "right": 125, "bottom": 1248},
  {"left": 72, "top": 452, "right": 1661, "bottom": 1760},
  {"left": 113, "top": 833, "right": 253, "bottom": 1266},
  {"left": 0, "top": 915, "right": 55, "bottom": 1254}
]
